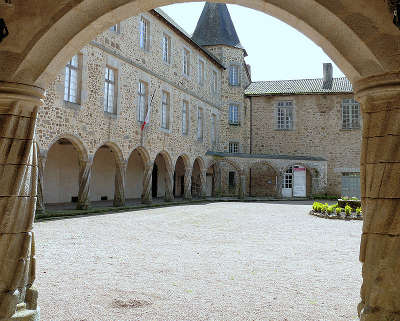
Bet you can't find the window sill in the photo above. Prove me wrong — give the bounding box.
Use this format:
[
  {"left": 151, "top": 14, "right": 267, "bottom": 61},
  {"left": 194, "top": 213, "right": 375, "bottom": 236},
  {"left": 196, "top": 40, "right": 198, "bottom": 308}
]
[
  {"left": 64, "top": 100, "right": 82, "bottom": 111},
  {"left": 274, "top": 128, "right": 294, "bottom": 131},
  {"left": 160, "top": 127, "right": 171, "bottom": 134},
  {"left": 104, "top": 111, "right": 118, "bottom": 119},
  {"left": 340, "top": 127, "right": 361, "bottom": 131}
]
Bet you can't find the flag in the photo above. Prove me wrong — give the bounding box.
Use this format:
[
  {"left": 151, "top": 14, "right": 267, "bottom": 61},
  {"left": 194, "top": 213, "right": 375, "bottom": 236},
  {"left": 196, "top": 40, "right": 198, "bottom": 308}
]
[{"left": 141, "top": 104, "right": 151, "bottom": 131}]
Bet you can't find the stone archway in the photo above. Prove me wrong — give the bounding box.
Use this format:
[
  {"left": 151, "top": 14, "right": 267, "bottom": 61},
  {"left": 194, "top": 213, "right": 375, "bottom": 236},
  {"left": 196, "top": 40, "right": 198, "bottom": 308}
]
[
  {"left": 207, "top": 158, "right": 243, "bottom": 198},
  {"left": 153, "top": 151, "right": 174, "bottom": 202},
  {"left": 126, "top": 146, "right": 150, "bottom": 201},
  {"left": 90, "top": 142, "right": 125, "bottom": 207},
  {"left": 191, "top": 157, "right": 206, "bottom": 198},
  {"left": 1, "top": 1, "right": 400, "bottom": 320},
  {"left": 43, "top": 137, "right": 87, "bottom": 206},
  {"left": 174, "top": 154, "right": 191, "bottom": 199},
  {"left": 249, "top": 161, "right": 279, "bottom": 197}
]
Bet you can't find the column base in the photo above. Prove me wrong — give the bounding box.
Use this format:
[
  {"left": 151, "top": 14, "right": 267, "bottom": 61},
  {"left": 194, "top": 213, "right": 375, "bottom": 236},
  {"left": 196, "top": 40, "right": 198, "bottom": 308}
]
[{"left": 6, "top": 304, "right": 39, "bottom": 321}]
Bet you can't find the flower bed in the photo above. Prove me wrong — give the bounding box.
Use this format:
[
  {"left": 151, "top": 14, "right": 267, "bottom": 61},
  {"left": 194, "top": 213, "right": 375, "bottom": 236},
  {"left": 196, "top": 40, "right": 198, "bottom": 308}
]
[
  {"left": 309, "top": 202, "right": 363, "bottom": 221},
  {"left": 337, "top": 197, "right": 361, "bottom": 210}
]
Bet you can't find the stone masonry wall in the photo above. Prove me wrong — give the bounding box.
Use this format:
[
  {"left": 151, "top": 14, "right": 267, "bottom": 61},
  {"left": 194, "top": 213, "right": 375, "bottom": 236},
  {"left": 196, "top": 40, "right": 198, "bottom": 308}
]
[
  {"left": 37, "top": 11, "right": 226, "bottom": 170},
  {"left": 249, "top": 94, "right": 361, "bottom": 195}
]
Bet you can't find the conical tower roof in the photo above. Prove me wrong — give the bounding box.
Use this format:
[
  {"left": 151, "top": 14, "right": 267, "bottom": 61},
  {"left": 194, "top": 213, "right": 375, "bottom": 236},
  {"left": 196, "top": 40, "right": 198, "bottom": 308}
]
[{"left": 192, "top": 3, "right": 246, "bottom": 54}]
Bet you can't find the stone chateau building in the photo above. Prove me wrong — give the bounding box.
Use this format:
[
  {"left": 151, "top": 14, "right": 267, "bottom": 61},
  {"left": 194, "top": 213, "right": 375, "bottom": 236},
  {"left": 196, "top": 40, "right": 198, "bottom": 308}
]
[{"left": 36, "top": 3, "right": 361, "bottom": 210}]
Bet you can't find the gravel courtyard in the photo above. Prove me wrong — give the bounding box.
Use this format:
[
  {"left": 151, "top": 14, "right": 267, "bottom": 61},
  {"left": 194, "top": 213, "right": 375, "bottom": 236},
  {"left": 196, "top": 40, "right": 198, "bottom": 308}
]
[{"left": 35, "top": 202, "right": 362, "bottom": 321}]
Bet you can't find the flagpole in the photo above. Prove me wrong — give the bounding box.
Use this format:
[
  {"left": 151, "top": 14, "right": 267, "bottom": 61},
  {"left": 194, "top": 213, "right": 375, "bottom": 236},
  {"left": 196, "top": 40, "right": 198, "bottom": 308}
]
[{"left": 140, "top": 85, "right": 159, "bottom": 147}]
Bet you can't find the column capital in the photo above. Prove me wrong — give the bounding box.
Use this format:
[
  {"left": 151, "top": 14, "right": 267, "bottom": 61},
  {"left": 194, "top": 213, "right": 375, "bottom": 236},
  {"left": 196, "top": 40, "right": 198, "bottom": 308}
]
[
  {"left": 354, "top": 72, "right": 400, "bottom": 112},
  {"left": 0, "top": 81, "right": 44, "bottom": 112}
]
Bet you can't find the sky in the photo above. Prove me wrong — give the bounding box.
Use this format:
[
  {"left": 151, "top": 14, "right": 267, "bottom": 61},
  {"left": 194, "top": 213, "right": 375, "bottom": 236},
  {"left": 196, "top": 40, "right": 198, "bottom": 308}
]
[{"left": 160, "top": 2, "right": 345, "bottom": 82}]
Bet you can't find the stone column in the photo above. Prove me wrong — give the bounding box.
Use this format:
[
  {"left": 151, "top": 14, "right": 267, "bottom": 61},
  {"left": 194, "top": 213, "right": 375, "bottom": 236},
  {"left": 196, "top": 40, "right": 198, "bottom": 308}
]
[
  {"left": 355, "top": 73, "right": 400, "bottom": 321},
  {"left": 76, "top": 157, "right": 92, "bottom": 210},
  {"left": 164, "top": 168, "right": 174, "bottom": 202},
  {"left": 0, "top": 82, "right": 42, "bottom": 320},
  {"left": 183, "top": 168, "right": 192, "bottom": 200},
  {"left": 141, "top": 162, "right": 152, "bottom": 204},
  {"left": 36, "top": 151, "right": 47, "bottom": 214},
  {"left": 200, "top": 168, "right": 207, "bottom": 198},
  {"left": 214, "top": 165, "right": 222, "bottom": 197},
  {"left": 113, "top": 160, "right": 127, "bottom": 207},
  {"left": 239, "top": 173, "right": 246, "bottom": 199}
]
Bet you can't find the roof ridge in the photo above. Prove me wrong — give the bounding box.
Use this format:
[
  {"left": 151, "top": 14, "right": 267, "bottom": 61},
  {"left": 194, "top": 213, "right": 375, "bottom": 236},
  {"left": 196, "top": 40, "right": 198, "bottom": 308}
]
[{"left": 251, "top": 77, "right": 349, "bottom": 84}]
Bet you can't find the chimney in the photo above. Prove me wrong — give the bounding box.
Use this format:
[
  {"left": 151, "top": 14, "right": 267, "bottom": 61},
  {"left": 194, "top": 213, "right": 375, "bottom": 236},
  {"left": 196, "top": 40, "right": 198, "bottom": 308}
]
[
  {"left": 322, "top": 63, "right": 333, "bottom": 89},
  {"left": 246, "top": 64, "right": 251, "bottom": 79}
]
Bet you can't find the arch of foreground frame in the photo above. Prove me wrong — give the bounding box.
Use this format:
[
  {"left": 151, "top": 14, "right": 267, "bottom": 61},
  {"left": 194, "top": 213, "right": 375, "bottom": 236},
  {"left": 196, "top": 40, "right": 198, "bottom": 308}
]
[{"left": 1, "top": 1, "right": 400, "bottom": 320}]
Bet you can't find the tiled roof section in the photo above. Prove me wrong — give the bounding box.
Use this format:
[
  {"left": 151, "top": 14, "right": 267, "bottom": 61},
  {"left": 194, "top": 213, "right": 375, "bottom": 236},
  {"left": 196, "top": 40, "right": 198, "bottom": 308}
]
[
  {"left": 152, "top": 8, "right": 225, "bottom": 69},
  {"left": 192, "top": 3, "right": 247, "bottom": 55},
  {"left": 245, "top": 77, "right": 353, "bottom": 96}
]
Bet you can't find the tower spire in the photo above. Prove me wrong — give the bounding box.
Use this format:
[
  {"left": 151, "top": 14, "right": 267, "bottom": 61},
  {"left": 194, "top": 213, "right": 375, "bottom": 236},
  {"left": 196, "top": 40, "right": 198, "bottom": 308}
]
[{"left": 192, "top": 2, "right": 246, "bottom": 54}]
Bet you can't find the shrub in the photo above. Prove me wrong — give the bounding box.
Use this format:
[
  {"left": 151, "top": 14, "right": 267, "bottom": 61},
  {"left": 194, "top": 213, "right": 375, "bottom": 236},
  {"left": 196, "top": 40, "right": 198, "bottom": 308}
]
[
  {"left": 351, "top": 197, "right": 359, "bottom": 200},
  {"left": 327, "top": 206, "right": 334, "bottom": 214},
  {"left": 331, "top": 203, "right": 338, "bottom": 209},
  {"left": 356, "top": 207, "right": 362, "bottom": 216},
  {"left": 312, "top": 202, "right": 320, "bottom": 211},
  {"left": 342, "top": 196, "right": 349, "bottom": 200},
  {"left": 336, "top": 207, "right": 343, "bottom": 215},
  {"left": 345, "top": 205, "right": 352, "bottom": 216},
  {"left": 321, "top": 203, "right": 329, "bottom": 212}
]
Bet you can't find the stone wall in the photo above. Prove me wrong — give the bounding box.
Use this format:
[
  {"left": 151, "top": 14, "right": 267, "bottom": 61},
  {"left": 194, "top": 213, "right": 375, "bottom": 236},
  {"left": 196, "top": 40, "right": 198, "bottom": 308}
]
[{"left": 249, "top": 94, "right": 361, "bottom": 195}]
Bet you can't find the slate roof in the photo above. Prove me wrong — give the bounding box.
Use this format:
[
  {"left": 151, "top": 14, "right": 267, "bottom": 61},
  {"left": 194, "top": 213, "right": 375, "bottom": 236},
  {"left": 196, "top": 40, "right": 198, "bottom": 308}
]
[
  {"left": 192, "top": 3, "right": 247, "bottom": 55},
  {"left": 151, "top": 8, "right": 225, "bottom": 69},
  {"left": 245, "top": 77, "right": 353, "bottom": 96}
]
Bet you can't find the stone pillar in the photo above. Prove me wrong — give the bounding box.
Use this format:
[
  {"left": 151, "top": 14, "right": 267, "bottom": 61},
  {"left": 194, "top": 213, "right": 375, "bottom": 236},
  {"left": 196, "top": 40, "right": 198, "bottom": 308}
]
[
  {"left": 183, "top": 168, "right": 192, "bottom": 200},
  {"left": 76, "top": 157, "right": 92, "bottom": 210},
  {"left": 0, "top": 82, "right": 42, "bottom": 320},
  {"left": 164, "top": 168, "right": 174, "bottom": 202},
  {"left": 239, "top": 173, "right": 246, "bottom": 199},
  {"left": 113, "top": 160, "right": 127, "bottom": 207},
  {"left": 141, "top": 162, "right": 152, "bottom": 204},
  {"left": 36, "top": 151, "right": 47, "bottom": 214},
  {"left": 214, "top": 165, "right": 222, "bottom": 197},
  {"left": 200, "top": 168, "right": 207, "bottom": 198},
  {"left": 355, "top": 73, "right": 400, "bottom": 321}
]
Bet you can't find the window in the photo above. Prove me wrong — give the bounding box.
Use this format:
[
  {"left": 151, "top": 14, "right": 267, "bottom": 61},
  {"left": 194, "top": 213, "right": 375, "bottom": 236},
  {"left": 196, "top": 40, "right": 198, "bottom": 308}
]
[
  {"left": 183, "top": 48, "right": 190, "bottom": 77},
  {"left": 229, "top": 171, "right": 235, "bottom": 188},
  {"left": 276, "top": 101, "right": 293, "bottom": 130},
  {"left": 211, "top": 114, "right": 217, "bottom": 144},
  {"left": 282, "top": 167, "right": 293, "bottom": 189},
  {"left": 229, "top": 104, "right": 239, "bottom": 125},
  {"left": 342, "top": 98, "right": 360, "bottom": 129},
  {"left": 162, "top": 33, "right": 171, "bottom": 63},
  {"left": 138, "top": 80, "right": 148, "bottom": 122},
  {"left": 197, "top": 107, "right": 203, "bottom": 140},
  {"left": 229, "top": 65, "right": 240, "bottom": 86},
  {"left": 64, "top": 54, "right": 81, "bottom": 104},
  {"left": 211, "top": 70, "right": 218, "bottom": 93},
  {"left": 104, "top": 66, "right": 117, "bottom": 113},
  {"left": 161, "top": 90, "right": 170, "bottom": 129},
  {"left": 139, "top": 17, "right": 150, "bottom": 51},
  {"left": 341, "top": 172, "right": 361, "bottom": 198},
  {"left": 109, "top": 24, "right": 120, "bottom": 33},
  {"left": 198, "top": 59, "right": 205, "bottom": 85},
  {"left": 229, "top": 142, "right": 239, "bottom": 154},
  {"left": 182, "top": 100, "right": 189, "bottom": 135}
]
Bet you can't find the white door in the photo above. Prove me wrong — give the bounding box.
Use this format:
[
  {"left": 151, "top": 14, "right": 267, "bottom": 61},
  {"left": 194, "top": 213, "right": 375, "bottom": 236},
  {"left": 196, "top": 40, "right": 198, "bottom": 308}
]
[
  {"left": 282, "top": 168, "right": 293, "bottom": 198},
  {"left": 293, "top": 166, "right": 306, "bottom": 197}
]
